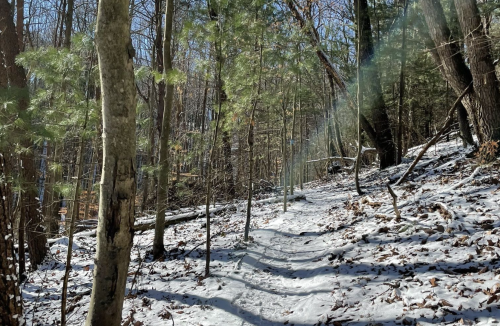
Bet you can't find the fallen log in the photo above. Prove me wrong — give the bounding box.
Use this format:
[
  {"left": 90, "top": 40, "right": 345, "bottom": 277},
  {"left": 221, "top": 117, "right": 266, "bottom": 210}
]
[
  {"left": 134, "top": 194, "right": 306, "bottom": 231},
  {"left": 306, "top": 157, "right": 355, "bottom": 164},
  {"left": 61, "top": 193, "right": 308, "bottom": 236}
]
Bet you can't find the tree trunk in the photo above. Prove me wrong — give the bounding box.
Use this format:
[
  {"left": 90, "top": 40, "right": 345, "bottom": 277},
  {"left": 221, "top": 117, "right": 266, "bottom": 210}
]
[
  {"left": 84, "top": 141, "right": 98, "bottom": 220},
  {"left": 355, "top": 0, "right": 364, "bottom": 195},
  {"left": 284, "top": 0, "right": 395, "bottom": 168},
  {"left": 421, "top": 0, "right": 481, "bottom": 142},
  {"left": 397, "top": 0, "right": 407, "bottom": 164},
  {"left": 245, "top": 36, "right": 263, "bottom": 242},
  {"left": 454, "top": 0, "right": 500, "bottom": 142},
  {"left": 0, "top": 15, "right": 23, "bottom": 323},
  {"left": 85, "top": 0, "right": 137, "bottom": 324},
  {"left": 61, "top": 116, "right": 87, "bottom": 326},
  {"left": 155, "top": 0, "right": 166, "bottom": 135},
  {"left": 355, "top": 0, "right": 396, "bottom": 168},
  {"left": 282, "top": 94, "right": 288, "bottom": 213},
  {"left": 290, "top": 93, "right": 296, "bottom": 196},
  {"left": 153, "top": 0, "right": 174, "bottom": 260},
  {"left": 0, "top": 154, "right": 23, "bottom": 326},
  {"left": 0, "top": 0, "right": 48, "bottom": 271},
  {"left": 63, "top": 0, "right": 73, "bottom": 48}
]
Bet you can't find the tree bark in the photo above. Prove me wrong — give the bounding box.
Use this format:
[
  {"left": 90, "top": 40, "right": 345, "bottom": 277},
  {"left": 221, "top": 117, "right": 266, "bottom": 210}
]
[
  {"left": 421, "top": 0, "right": 482, "bottom": 142},
  {"left": 0, "top": 153, "right": 23, "bottom": 326},
  {"left": 208, "top": 1, "right": 235, "bottom": 199},
  {"left": 0, "top": 0, "right": 47, "bottom": 271},
  {"left": 63, "top": 0, "right": 73, "bottom": 48},
  {"left": 0, "top": 10, "right": 23, "bottom": 322},
  {"left": 355, "top": 0, "right": 364, "bottom": 195},
  {"left": 153, "top": 0, "right": 174, "bottom": 260},
  {"left": 245, "top": 36, "right": 263, "bottom": 242},
  {"left": 354, "top": 0, "right": 396, "bottom": 168},
  {"left": 397, "top": 0, "right": 407, "bottom": 164},
  {"left": 85, "top": 0, "right": 137, "bottom": 324},
  {"left": 454, "top": 0, "right": 500, "bottom": 142}
]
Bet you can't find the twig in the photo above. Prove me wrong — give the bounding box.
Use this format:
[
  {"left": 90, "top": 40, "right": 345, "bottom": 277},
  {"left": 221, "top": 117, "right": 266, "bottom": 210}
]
[{"left": 387, "top": 184, "right": 401, "bottom": 221}]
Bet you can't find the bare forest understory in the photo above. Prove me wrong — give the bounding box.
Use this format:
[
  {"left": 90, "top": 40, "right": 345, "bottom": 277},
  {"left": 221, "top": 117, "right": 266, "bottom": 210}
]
[{"left": 23, "top": 140, "right": 500, "bottom": 326}]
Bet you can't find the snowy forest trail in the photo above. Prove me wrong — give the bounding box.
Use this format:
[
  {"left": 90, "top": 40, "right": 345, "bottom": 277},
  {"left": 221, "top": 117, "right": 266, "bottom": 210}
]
[{"left": 23, "top": 141, "right": 500, "bottom": 326}]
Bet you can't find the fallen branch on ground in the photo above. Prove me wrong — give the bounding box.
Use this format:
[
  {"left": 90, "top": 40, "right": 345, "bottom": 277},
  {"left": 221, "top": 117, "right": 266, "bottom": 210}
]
[
  {"left": 386, "top": 184, "right": 401, "bottom": 221},
  {"left": 395, "top": 84, "right": 471, "bottom": 185},
  {"left": 306, "top": 157, "right": 355, "bottom": 164}
]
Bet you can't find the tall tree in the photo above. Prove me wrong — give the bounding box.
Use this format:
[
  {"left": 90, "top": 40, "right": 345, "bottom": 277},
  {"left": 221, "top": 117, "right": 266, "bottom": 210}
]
[
  {"left": 355, "top": 0, "right": 396, "bottom": 168},
  {"left": 85, "top": 0, "right": 137, "bottom": 324},
  {"left": 454, "top": 0, "right": 500, "bottom": 142},
  {"left": 420, "top": 0, "right": 482, "bottom": 142},
  {"left": 283, "top": 0, "right": 396, "bottom": 168},
  {"left": 0, "top": 3, "right": 23, "bottom": 323},
  {"left": 397, "top": 0, "right": 408, "bottom": 164},
  {"left": 153, "top": 0, "right": 175, "bottom": 260},
  {"left": 0, "top": 0, "right": 47, "bottom": 274},
  {"left": 208, "top": 0, "right": 236, "bottom": 198}
]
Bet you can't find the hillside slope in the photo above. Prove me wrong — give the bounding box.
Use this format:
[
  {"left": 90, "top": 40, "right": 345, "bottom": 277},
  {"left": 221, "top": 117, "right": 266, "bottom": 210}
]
[{"left": 24, "top": 140, "right": 500, "bottom": 326}]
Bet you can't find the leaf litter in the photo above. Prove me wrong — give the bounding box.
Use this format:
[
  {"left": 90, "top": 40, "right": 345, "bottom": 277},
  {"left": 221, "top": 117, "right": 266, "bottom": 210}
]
[{"left": 23, "top": 139, "right": 500, "bottom": 325}]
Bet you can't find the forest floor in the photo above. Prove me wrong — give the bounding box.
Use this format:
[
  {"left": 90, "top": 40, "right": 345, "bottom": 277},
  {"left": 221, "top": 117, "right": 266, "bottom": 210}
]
[{"left": 23, "top": 139, "right": 500, "bottom": 326}]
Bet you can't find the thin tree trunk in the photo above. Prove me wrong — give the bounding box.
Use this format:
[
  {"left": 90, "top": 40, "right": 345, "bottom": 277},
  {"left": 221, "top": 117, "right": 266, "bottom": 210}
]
[
  {"left": 205, "top": 60, "right": 223, "bottom": 278},
  {"left": 61, "top": 108, "right": 88, "bottom": 326},
  {"left": 83, "top": 141, "right": 97, "bottom": 220},
  {"left": 245, "top": 35, "right": 263, "bottom": 242},
  {"left": 153, "top": 0, "right": 174, "bottom": 260},
  {"left": 290, "top": 93, "right": 296, "bottom": 196},
  {"left": 397, "top": 0, "right": 407, "bottom": 164},
  {"left": 85, "top": 0, "right": 137, "bottom": 323},
  {"left": 282, "top": 93, "right": 288, "bottom": 213},
  {"left": 355, "top": 0, "right": 364, "bottom": 195},
  {"left": 155, "top": 0, "right": 166, "bottom": 135}
]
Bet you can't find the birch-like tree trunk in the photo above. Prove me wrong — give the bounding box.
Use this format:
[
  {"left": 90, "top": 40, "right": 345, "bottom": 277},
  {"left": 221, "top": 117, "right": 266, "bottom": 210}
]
[{"left": 85, "top": 0, "right": 137, "bottom": 324}]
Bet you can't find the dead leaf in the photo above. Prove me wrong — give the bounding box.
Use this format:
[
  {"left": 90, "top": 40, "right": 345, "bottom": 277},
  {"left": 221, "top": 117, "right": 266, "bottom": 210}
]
[
  {"left": 439, "top": 299, "right": 453, "bottom": 307},
  {"left": 487, "top": 294, "right": 498, "bottom": 305},
  {"left": 430, "top": 278, "right": 438, "bottom": 287},
  {"left": 478, "top": 266, "right": 489, "bottom": 274},
  {"left": 490, "top": 283, "right": 500, "bottom": 294}
]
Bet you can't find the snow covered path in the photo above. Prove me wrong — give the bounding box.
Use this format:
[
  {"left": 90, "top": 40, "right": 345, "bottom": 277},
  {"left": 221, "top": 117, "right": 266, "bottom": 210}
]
[{"left": 23, "top": 141, "right": 500, "bottom": 326}]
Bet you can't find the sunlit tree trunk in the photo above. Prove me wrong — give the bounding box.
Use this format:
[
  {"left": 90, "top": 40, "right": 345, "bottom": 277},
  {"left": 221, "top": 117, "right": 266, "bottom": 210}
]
[{"left": 85, "top": 0, "right": 137, "bottom": 323}]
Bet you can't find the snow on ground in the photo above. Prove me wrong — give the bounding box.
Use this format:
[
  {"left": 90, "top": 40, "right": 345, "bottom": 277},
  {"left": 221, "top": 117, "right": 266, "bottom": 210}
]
[{"left": 23, "top": 139, "right": 500, "bottom": 325}]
